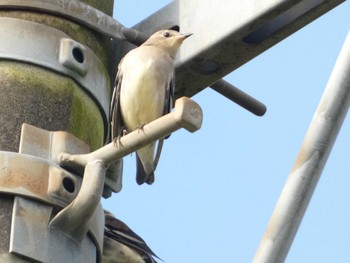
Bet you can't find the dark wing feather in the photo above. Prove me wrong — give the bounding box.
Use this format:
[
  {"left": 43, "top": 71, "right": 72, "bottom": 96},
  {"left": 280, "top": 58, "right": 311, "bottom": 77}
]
[
  {"left": 136, "top": 153, "right": 155, "bottom": 185},
  {"left": 153, "top": 75, "right": 175, "bottom": 171},
  {"left": 166, "top": 75, "right": 175, "bottom": 116},
  {"left": 110, "top": 63, "right": 125, "bottom": 141},
  {"left": 104, "top": 211, "right": 160, "bottom": 263}
]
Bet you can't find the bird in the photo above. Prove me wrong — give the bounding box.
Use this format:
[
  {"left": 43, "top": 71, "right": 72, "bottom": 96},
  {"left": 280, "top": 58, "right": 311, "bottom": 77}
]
[
  {"left": 102, "top": 210, "right": 160, "bottom": 263},
  {"left": 110, "top": 29, "right": 192, "bottom": 185}
]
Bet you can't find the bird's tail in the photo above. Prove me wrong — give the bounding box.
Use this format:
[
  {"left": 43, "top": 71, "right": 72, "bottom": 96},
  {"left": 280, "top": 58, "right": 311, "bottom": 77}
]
[
  {"left": 136, "top": 144, "right": 155, "bottom": 185},
  {"left": 136, "top": 154, "right": 155, "bottom": 185}
]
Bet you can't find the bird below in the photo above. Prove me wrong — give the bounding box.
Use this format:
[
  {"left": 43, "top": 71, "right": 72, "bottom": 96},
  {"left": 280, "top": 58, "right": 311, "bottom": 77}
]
[
  {"left": 102, "top": 210, "right": 160, "bottom": 263},
  {"left": 110, "top": 29, "right": 192, "bottom": 185}
]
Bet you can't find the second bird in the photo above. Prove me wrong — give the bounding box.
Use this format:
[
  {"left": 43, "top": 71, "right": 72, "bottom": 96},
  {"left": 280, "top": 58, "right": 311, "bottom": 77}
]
[{"left": 111, "top": 29, "right": 192, "bottom": 185}]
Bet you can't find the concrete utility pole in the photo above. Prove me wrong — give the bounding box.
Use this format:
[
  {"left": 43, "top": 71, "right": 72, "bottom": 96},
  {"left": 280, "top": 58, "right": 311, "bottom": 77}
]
[
  {"left": 0, "top": 0, "right": 346, "bottom": 262},
  {"left": 0, "top": 1, "right": 115, "bottom": 261}
]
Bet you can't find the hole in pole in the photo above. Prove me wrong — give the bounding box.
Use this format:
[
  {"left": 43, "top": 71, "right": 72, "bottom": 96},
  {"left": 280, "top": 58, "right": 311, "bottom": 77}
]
[
  {"left": 72, "top": 47, "right": 84, "bottom": 63},
  {"left": 62, "top": 177, "right": 75, "bottom": 193}
]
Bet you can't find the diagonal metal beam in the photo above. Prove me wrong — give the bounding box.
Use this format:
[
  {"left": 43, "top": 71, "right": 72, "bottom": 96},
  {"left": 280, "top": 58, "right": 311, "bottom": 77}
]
[
  {"left": 253, "top": 30, "right": 350, "bottom": 263},
  {"left": 129, "top": 0, "right": 345, "bottom": 98}
]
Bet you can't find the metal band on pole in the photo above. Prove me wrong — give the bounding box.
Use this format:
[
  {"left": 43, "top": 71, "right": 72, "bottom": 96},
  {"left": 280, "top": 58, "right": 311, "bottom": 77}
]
[{"left": 0, "top": 0, "right": 125, "bottom": 39}]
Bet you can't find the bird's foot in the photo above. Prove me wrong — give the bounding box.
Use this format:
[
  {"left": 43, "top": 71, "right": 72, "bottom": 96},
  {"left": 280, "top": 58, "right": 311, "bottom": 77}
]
[
  {"left": 122, "top": 128, "right": 128, "bottom": 136},
  {"left": 113, "top": 136, "right": 123, "bottom": 148},
  {"left": 137, "top": 123, "right": 146, "bottom": 133},
  {"left": 112, "top": 129, "right": 129, "bottom": 148}
]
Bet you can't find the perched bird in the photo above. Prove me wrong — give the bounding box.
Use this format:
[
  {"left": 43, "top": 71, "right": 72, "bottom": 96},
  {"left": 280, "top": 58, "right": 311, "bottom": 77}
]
[
  {"left": 102, "top": 210, "right": 160, "bottom": 263},
  {"left": 110, "top": 29, "right": 192, "bottom": 185}
]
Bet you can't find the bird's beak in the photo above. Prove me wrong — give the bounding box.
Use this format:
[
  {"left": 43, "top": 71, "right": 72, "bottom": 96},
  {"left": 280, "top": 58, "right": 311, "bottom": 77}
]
[
  {"left": 183, "top": 33, "right": 193, "bottom": 39},
  {"left": 177, "top": 33, "right": 193, "bottom": 42},
  {"left": 174, "top": 33, "right": 193, "bottom": 44}
]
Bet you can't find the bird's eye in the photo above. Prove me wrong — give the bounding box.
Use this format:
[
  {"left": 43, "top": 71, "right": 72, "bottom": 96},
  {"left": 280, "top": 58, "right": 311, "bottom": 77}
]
[{"left": 163, "top": 32, "right": 170, "bottom": 38}]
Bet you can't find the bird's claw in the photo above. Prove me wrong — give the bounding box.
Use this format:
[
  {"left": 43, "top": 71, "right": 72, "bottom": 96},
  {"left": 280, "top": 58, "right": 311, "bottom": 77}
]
[
  {"left": 137, "top": 123, "right": 146, "bottom": 134},
  {"left": 112, "top": 129, "right": 129, "bottom": 148},
  {"left": 122, "top": 129, "right": 128, "bottom": 136},
  {"left": 113, "top": 136, "right": 123, "bottom": 148}
]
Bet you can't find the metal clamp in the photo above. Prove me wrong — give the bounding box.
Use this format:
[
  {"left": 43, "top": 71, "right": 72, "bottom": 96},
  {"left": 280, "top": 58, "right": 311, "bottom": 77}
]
[
  {"left": 0, "top": 123, "right": 105, "bottom": 262},
  {"left": 0, "top": 17, "right": 110, "bottom": 130},
  {"left": 0, "top": 151, "right": 81, "bottom": 208},
  {"left": 10, "top": 196, "right": 104, "bottom": 263}
]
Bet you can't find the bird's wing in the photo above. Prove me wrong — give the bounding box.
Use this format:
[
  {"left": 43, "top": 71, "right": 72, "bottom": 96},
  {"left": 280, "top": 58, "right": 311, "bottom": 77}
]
[
  {"left": 153, "top": 75, "right": 175, "bottom": 171},
  {"left": 165, "top": 74, "right": 175, "bottom": 116},
  {"left": 104, "top": 211, "right": 160, "bottom": 263},
  {"left": 110, "top": 62, "right": 125, "bottom": 141}
]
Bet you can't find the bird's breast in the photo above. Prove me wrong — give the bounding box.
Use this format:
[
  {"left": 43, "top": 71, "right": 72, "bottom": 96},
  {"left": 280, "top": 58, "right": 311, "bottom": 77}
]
[{"left": 119, "top": 52, "right": 172, "bottom": 131}]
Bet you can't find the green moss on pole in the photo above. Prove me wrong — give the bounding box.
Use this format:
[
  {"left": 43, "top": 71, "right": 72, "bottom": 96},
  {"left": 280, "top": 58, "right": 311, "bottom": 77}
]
[
  {"left": 0, "top": 62, "right": 104, "bottom": 151},
  {"left": 0, "top": 1, "right": 114, "bottom": 151}
]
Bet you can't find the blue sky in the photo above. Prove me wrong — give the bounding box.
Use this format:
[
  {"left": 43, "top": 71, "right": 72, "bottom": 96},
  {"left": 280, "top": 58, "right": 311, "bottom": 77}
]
[{"left": 103, "top": 1, "right": 350, "bottom": 262}]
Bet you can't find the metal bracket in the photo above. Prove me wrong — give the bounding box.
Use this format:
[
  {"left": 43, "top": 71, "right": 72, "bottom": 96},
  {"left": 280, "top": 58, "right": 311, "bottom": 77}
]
[
  {"left": 0, "top": 96, "right": 202, "bottom": 262},
  {"left": 20, "top": 123, "right": 105, "bottom": 249},
  {"left": 0, "top": 17, "right": 110, "bottom": 131},
  {"left": 57, "top": 97, "right": 203, "bottom": 171},
  {"left": 0, "top": 151, "right": 81, "bottom": 208},
  {"left": 10, "top": 196, "right": 103, "bottom": 263},
  {"left": 0, "top": 123, "right": 105, "bottom": 261},
  {"left": 131, "top": 0, "right": 345, "bottom": 99}
]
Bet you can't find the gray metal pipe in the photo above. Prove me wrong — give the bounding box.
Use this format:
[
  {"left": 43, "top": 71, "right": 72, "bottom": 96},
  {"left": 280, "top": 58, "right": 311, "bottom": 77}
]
[
  {"left": 253, "top": 31, "right": 350, "bottom": 263},
  {"left": 210, "top": 79, "right": 267, "bottom": 116}
]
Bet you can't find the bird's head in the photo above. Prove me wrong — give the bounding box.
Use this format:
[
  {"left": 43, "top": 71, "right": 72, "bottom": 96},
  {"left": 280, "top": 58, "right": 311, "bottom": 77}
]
[{"left": 142, "top": 29, "right": 192, "bottom": 58}]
